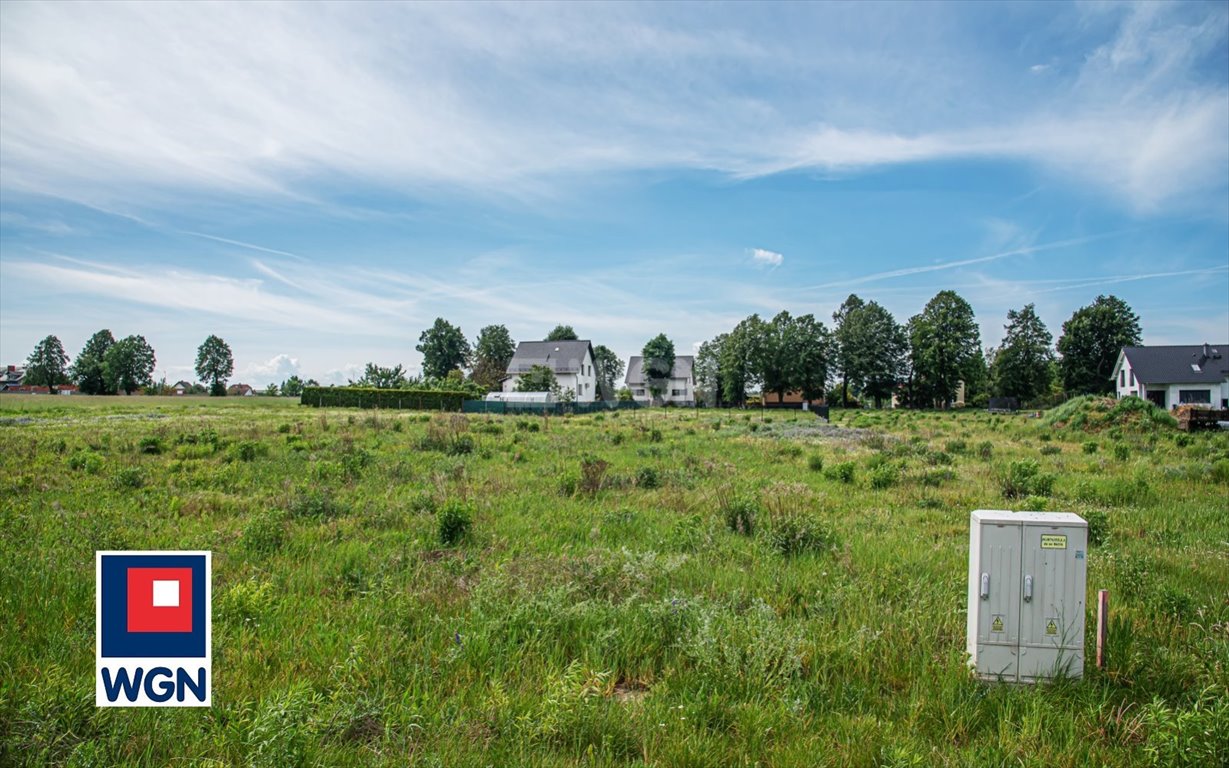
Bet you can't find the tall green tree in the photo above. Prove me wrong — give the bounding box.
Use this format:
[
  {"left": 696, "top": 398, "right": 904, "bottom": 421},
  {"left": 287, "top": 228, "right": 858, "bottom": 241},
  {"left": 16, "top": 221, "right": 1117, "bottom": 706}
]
[
  {"left": 71, "top": 329, "right": 116, "bottom": 394},
  {"left": 756, "top": 311, "right": 797, "bottom": 404},
  {"left": 194, "top": 335, "right": 234, "bottom": 396},
  {"left": 592, "top": 345, "right": 624, "bottom": 401},
  {"left": 907, "top": 291, "right": 981, "bottom": 408},
  {"left": 416, "top": 318, "right": 470, "bottom": 380},
  {"left": 719, "top": 315, "right": 766, "bottom": 406},
  {"left": 281, "top": 375, "right": 305, "bottom": 398},
  {"left": 471, "top": 325, "right": 516, "bottom": 392},
  {"left": 103, "top": 335, "right": 157, "bottom": 395},
  {"left": 545, "top": 325, "right": 578, "bottom": 341},
  {"left": 991, "top": 304, "right": 1054, "bottom": 402},
  {"left": 641, "top": 334, "right": 676, "bottom": 402},
  {"left": 840, "top": 301, "right": 908, "bottom": 408},
  {"left": 792, "top": 313, "right": 834, "bottom": 403},
  {"left": 832, "top": 294, "right": 866, "bottom": 406},
  {"left": 1057, "top": 295, "right": 1142, "bottom": 395},
  {"left": 24, "top": 335, "right": 70, "bottom": 390},
  {"left": 694, "top": 334, "right": 726, "bottom": 407},
  {"left": 351, "top": 363, "right": 407, "bottom": 388}
]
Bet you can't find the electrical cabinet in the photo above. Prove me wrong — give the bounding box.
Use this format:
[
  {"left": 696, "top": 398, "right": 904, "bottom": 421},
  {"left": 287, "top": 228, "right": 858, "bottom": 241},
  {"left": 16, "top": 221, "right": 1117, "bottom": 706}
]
[{"left": 967, "top": 510, "right": 1087, "bottom": 682}]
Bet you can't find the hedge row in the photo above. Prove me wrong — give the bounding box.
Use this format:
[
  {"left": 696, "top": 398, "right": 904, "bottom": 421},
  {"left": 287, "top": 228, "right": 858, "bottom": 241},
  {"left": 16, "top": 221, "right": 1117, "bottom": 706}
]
[{"left": 300, "top": 386, "right": 468, "bottom": 410}]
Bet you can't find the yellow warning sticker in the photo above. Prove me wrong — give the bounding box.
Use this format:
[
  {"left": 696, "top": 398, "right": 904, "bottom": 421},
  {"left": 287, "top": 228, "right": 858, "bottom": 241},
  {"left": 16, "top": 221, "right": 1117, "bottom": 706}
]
[
  {"left": 1045, "top": 619, "right": 1058, "bottom": 636},
  {"left": 992, "top": 616, "right": 1004, "bottom": 633},
  {"left": 1041, "top": 534, "right": 1067, "bottom": 549}
]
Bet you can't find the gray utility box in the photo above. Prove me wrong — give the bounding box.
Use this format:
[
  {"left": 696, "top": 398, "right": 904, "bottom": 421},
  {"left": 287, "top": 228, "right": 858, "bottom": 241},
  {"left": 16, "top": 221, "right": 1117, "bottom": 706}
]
[{"left": 966, "top": 510, "right": 1087, "bottom": 682}]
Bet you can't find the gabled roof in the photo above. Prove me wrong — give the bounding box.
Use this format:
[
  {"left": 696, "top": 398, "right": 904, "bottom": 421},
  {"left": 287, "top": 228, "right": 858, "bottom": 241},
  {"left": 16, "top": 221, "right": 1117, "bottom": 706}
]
[
  {"left": 506, "top": 340, "right": 595, "bottom": 375},
  {"left": 625, "top": 355, "right": 694, "bottom": 385},
  {"left": 1117, "top": 344, "right": 1228, "bottom": 385}
]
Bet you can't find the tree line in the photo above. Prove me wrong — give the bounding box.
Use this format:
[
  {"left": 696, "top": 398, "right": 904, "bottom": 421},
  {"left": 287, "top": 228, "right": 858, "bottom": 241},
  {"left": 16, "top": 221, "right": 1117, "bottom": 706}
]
[
  {"left": 693, "top": 291, "right": 1140, "bottom": 408},
  {"left": 16, "top": 292, "right": 1141, "bottom": 405}
]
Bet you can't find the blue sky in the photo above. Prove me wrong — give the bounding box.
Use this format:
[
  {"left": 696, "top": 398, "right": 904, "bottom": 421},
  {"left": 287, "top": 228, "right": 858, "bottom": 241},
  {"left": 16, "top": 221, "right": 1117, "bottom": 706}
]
[{"left": 1, "top": 1, "right": 1226, "bottom": 386}]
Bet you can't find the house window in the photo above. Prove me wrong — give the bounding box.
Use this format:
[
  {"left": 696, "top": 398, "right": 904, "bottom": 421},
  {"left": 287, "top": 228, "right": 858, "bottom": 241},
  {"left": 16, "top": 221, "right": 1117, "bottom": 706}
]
[
  {"left": 1178, "top": 389, "right": 1211, "bottom": 404},
  {"left": 1120, "top": 370, "right": 1125, "bottom": 387},
  {"left": 634, "top": 389, "right": 645, "bottom": 396},
  {"left": 671, "top": 389, "right": 684, "bottom": 396},
  {"left": 1129, "top": 370, "right": 1135, "bottom": 386}
]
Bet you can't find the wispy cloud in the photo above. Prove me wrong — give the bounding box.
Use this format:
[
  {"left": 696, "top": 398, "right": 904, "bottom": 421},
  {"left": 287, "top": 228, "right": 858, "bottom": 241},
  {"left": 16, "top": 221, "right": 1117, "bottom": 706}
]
[
  {"left": 1, "top": 2, "right": 1224, "bottom": 213},
  {"left": 750, "top": 248, "right": 784, "bottom": 268},
  {"left": 805, "top": 232, "right": 1127, "bottom": 290}
]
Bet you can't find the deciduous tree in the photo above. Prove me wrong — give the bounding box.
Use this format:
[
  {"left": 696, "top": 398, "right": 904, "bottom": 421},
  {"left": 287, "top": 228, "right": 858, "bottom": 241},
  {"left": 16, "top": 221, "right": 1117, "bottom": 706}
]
[
  {"left": 545, "top": 325, "right": 578, "bottom": 341},
  {"left": 515, "top": 364, "right": 558, "bottom": 394},
  {"left": 103, "top": 335, "right": 156, "bottom": 395},
  {"left": 907, "top": 291, "right": 981, "bottom": 408},
  {"left": 25, "top": 335, "right": 70, "bottom": 391},
  {"left": 194, "top": 335, "right": 234, "bottom": 396},
  {"left": 1057, "top": 295, "right": 1141, "bottom": 395},
  {"left": 351, "top": 363, "right": 407, "bottom": 389},
  {"left": 72, "top": 329, "right": 116, "bottom": 394},
  {"left": 840, "top": 301, "right": 908, "bottom": 408},
  {"left": 471, "top": 325, "right": 516, "bottom": 392},
  {"left": 641, "top": 334, "right": 676, "bottom": 403},
  {"left": 592, "top": 344, "right": 624, "bottom": 401},
  {"left": 991, "top": 304, "right": 1054, "bottom": 402},
  {"left": 416, "top": 318, "right": 470, "bottom": 380}
]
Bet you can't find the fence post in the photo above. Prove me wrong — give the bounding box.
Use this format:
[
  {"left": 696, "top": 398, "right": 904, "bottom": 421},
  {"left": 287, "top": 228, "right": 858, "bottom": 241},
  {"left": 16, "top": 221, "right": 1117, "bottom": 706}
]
[{"left": 1096, "top": 589, "right": 1109, "bottom": 671}]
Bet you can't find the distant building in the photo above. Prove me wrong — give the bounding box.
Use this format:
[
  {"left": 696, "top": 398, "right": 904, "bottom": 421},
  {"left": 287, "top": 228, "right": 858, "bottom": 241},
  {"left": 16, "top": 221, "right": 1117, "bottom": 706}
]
[
  {"left": 624, "top": 355, "right": 694, "bottom": 405},
  {"left": 1112, "top": 344, "right": 1228, "bottom": 409},
  {"left": 173, "top": 380, "right": 192, "bottom": 396},
  {"left": 227, "top": 383, "right": 255, "bottom": 397},
  {"left": 501, "top": 341, "right": 598, "bottom": 401},
  {"left": 1, "top": 365, "right": 26, "bottom": 391}
]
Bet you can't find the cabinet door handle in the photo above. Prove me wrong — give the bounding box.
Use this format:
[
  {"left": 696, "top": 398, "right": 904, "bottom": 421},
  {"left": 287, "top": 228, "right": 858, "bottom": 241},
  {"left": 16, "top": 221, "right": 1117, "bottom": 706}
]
[
  {"left": 1023, "top": 574, "right": 1033, "bottom": 603},
  {"left": 980, "top": 573, "right": 990, "bottom": 600}
]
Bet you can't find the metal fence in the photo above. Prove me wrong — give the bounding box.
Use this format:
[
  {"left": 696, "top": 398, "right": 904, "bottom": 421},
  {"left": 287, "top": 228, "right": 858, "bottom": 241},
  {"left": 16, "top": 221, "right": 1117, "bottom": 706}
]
[{"left": 462, "top": 399, "right": 643, "bottom": 416}]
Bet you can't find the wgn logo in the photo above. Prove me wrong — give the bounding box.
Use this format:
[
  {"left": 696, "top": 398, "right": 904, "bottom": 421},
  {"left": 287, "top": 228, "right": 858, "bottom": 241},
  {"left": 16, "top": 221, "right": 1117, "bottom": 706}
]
[{"left": 96, "top": 551, "right": 211, "bottom": 707}]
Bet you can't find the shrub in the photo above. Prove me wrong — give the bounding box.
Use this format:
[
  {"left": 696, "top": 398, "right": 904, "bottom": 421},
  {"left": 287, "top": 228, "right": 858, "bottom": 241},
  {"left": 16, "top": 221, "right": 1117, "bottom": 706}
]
[
  {"left": 999, "top": 460, "right": 1054, "bottom": 499},
  {"left": 945, "top": 439, "right": 968, "bottom": 454},
  {"left": 1085, "top": 509, "right": 1109, "bottom": 547},
  {"left": 1083, "top": 441, "right": 1099, "bottom": 454},
  {"left": 138, "top": 436, "right": 163, "bottom": 455},
  {"left": 67, "top": 450, "right": 104, "bottom": 474},
  {"left": 826, "top": 462, "right": 856, "bottom": 484},
  {"left": 920, "top": 468, "right": 955, "bottom": 487},
  {"left": 869, "top": 463, "right": 898, "bottom": 489},
  {"left": 635, "top": 466, "right": 660, "bottom": 489},
  {"left": 924, "top": 450, "right": 953, "bottom": 466},
  {"left": 277, "top": 423, "right": 292, "bottom": 434},
  {"left": 976, "top": 441, "right": 994, "bottom": 460},
  {"left": 1174, "top": 434, "right": 1192, "bottom": 448},
  {"left": 230, "top": 440, "right": 265, "bottom": 462},
  {"left": 437, "top": 499, "right": 473, "bottom": 546},
  {"left": 711, "top": 420, "right": 722, "bottom": 430},
  {"left": 578, "top": 455, "right": 610, "bottom": 495},
  {"left": 807, "top": 454, "right": 824, "bottom": 472},
  {"left": 1040, "top": 444, "right": 1061, "bottom": 456},
  {"left": 112, "top": 467, "right": 145, "bottom": 490},
  {"left": 242, "top": 511, "right": 286, "bottom": 555},
  {"left": 1212, "top": 459, "right": 1229, "bottom": 484},
  {"left": 722, "top": 498, "right": 757, "bottom": 536},
  {"left": 765, "top": 510, "right": 839, "bottom": 556},
  {"left": 748, "top": 423, "right": 759, "bottom": 433},
  {"left": 1113, "top": 443, "right": 1130, "bottom": 461},
  {"left": 288, "top": 489, "right": 346, "bottom": 520},
  {"left": 419, "top": 414, "right": 474, "bottom": 455},
  {"left": 648, "top": 428, "right": 663, "bottom": 443}
]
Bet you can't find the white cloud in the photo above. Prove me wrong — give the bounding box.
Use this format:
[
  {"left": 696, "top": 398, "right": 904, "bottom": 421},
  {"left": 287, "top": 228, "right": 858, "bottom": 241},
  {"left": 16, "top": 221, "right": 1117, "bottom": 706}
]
[
  {"left": 0, "top": 2, "right": 1223, "bottom": 213},
  {"left": 238, "top": 354, "right": 301, "bottom": 384},
  {"left": 750, "top": 248, "right": 784, "bottom": 267}
]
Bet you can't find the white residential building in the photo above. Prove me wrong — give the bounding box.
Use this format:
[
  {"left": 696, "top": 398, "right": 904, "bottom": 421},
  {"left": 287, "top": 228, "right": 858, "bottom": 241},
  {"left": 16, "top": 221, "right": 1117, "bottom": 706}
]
[
  {"left": 1112, "top": 344, "right": 1228, "bottom": 409},
  {"left": 624, "top": 355, "right": 694, "bottom": 405},
  {"left": 501, "top": 340, "right": 598, "bottom": 402}
]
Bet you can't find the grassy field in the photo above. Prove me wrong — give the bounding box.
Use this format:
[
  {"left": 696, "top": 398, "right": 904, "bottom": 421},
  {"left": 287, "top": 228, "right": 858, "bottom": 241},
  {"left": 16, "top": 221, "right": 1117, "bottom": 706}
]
[{"left": 1, "top": 395, "right": 1226, "bottom": 767}]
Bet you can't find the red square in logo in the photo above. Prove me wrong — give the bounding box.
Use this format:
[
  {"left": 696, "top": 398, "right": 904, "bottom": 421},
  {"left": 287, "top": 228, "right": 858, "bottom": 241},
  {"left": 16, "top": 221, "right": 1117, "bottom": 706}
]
[{"left": 127, "top": 567, "right": 193, "bottom": 633}]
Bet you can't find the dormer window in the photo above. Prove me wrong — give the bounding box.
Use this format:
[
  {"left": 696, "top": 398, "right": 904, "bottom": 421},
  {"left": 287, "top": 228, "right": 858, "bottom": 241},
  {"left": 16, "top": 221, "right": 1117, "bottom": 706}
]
[{"left": 1191, "top": 364, "right": 1201, "bottom": 372}]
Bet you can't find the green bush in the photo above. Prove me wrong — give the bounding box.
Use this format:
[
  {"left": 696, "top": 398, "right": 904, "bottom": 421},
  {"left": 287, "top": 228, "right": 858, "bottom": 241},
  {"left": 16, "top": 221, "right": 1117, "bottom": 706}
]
[
  {"left": 301, "top": 386, "right": 469, "bottom": 410},
  {"left": 437, "top": 499, "right": 473, "bottom": 546},
  {"left": 826, "top": 461, "right": 856, "bottom": 484},
  {"left": 870, "top": 463, "right": 898, "bottom": 489},
  {"left": 722, "top": 498, "right": 757, "bottom": 536},
  {"left": 138, "top": 436, "right": 163, "bottom": 455},
  {"left": 649, "top": 428, "right": 663, "bottom": 443},
  {"left": 67, "top": 450, "right": 104, "bottom": 474},
  {"left": 765, "top": 510, "right": 839, "bottom": 557},
  {"left": 1113, "top": 443, "right": 1130, "bottom": 461},
  {"left": 635, "top": 466, "right": 660, "bottom": 489},
  {"left": 1212, "top": 459, "right": 1229, "bottom": 484},
  {"left": 1085, "top": 509, "right": 1109, "bottom": 547},
  {"left": 1040, "top": 444, "right": 1061, "bottom": 455},
  {"left": 999, "top": 460, "right": 1054, "bottom": 499},
  {"left": 1083, "top": 440, "right": 1099, "bottom": 454},
  {"left": 112, "top": 467, "right": 145, "bottom": 490},
  {"left": 807, "top": 454, "right": 824, "bottom": 472},
  {"left": 976, "top": 441, "right": 994, "bottom": 460},
  {"left": 230, "top": 440, "right": 265, "bottom": 462}
]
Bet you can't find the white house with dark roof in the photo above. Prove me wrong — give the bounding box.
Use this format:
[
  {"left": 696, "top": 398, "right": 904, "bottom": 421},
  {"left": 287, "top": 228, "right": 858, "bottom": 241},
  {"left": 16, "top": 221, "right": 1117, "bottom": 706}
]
[
  {"left": 502, "top": 340, "right": 598, "bottom": 401},
  {"left": 625, "top": 355, "right": 694, "bottom": 405},
  {"left": 1112, "top": 343, "right": 1228, "bottom": 409}
]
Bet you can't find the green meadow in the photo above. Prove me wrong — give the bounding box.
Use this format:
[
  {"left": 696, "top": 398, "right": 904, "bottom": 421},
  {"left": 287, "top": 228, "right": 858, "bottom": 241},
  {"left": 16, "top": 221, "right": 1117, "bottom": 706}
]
[{"left": 1, "top": 395, "right": 1226, "bottom": 767}]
